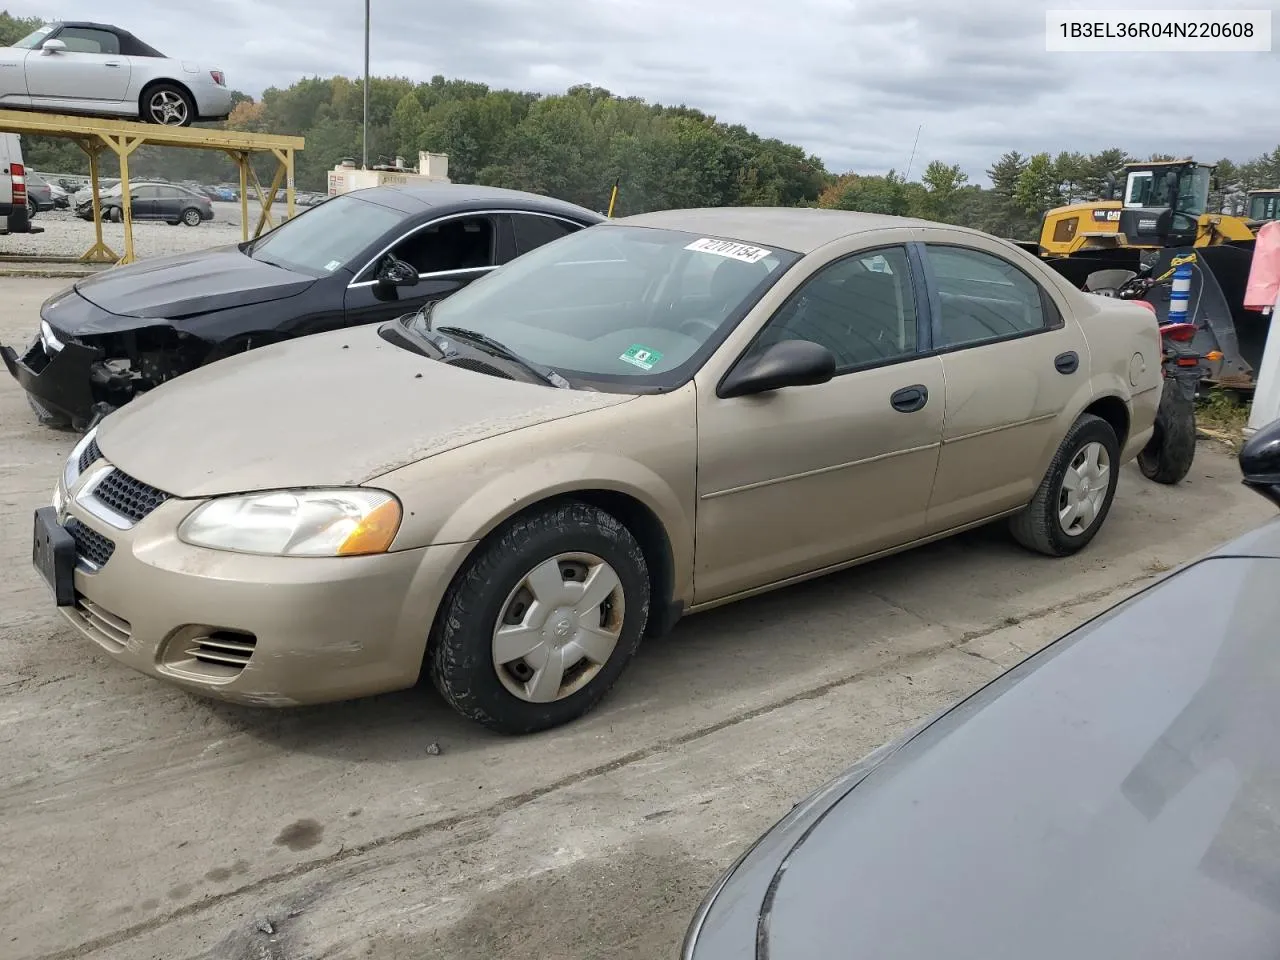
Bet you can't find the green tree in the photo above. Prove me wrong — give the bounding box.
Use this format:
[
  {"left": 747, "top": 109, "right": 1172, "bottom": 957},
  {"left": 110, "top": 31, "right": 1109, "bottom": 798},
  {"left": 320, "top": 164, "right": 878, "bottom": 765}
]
[{"left": 919, "top": 160, "right": 969, "bottom": 223}]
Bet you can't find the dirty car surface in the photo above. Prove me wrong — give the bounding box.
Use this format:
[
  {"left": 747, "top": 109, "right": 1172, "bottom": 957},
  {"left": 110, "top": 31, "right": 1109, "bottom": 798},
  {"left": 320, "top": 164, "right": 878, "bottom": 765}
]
[
  {"left": 35, "top": 208, "right": 1163, "bottom": 736},
  {"left": 1, "top": 182, "right": 603, "bottom": 430},
  {"left": 682, "top": 447, "right": 1280, "bottom": 960}
]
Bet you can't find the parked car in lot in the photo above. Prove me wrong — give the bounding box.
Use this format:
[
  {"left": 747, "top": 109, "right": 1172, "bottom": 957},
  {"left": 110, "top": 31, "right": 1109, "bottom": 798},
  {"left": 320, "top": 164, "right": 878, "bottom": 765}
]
[
  {"left": 74, "top": 180, "right": 214, "bottom": 226},
  {"left": 30, "top": 209, "right": 1162, "bottom": 734},
  {"left": 0, "top": 21, "right": 233, "bottom": 126},
  {"left": 4, "top": 183, "right": 604, "bottom": 429},
  {"left": 25, "top": 171, "right": 67, "bottom": 216},
  {"left": 681, "top": 418, "right": 1280, "bottom": 960}
]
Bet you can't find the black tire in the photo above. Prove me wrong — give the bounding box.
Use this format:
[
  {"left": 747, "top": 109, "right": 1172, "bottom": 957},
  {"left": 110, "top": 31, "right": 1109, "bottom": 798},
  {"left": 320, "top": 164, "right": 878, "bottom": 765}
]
[
  {"left": 26, "top": 393, "right": 72, "bottom": 429},
  {"left": 181, "top": 207, "right": 202, "bottom": 227},
  {"left": 1009, "top": 413, "right": 1121, "bottom": 557},
  {"left": 141, "top": 82, "right": 195, "bottom": 127},
  {"left": 428, "top": 500, "right": 651, "bottom": 735},
  {"left": 7, "top": 202, "right": 30, "bottom": 234},
  {"left": 1137, "top": 383, "right": 1196, "bottom": 485}
]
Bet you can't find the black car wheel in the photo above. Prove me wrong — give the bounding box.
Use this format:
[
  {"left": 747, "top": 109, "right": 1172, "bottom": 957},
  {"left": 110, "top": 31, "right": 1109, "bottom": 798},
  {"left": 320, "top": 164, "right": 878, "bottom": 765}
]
[
  {"left": 428, "top": 500, "right": 651, "bottom": 735},
  {"left": 181, "top": 207, "right": 202, "bottom": 227},
  {"left": 143, "top": 83, "right": 195, "bottom": 126}
]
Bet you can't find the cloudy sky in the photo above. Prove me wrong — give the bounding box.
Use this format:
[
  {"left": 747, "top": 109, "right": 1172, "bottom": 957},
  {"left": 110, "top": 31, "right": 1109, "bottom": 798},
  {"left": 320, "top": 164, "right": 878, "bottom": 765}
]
[{"left": 9, "top": 0, "right": 1279, "bottom": 183}]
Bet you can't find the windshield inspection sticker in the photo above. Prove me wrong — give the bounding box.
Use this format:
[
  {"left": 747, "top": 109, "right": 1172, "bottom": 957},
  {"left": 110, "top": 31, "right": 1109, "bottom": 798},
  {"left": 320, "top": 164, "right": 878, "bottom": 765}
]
[
  {"left": 684, "top": 237, "right": 772, "bottom": 264},
  {"left": 619, "top": 344, "right": 663, "bottom": 371},
  {"left": 324, "top": 259, "right": 342, "bottom": 272}
]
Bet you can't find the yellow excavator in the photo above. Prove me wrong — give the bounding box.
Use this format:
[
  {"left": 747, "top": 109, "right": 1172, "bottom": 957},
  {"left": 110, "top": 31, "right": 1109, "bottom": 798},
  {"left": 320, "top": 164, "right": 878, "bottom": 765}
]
[
  {"left": 1037, "top": 159, "right": 1257, "bottom": 256},
  {"left": 1017, "top": 159, "right": 1268, "bottom": 390}
]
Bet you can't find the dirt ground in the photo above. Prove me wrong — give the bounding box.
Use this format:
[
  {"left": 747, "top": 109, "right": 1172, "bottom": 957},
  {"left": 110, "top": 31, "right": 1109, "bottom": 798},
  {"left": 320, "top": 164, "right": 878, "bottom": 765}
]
[{"left": 0, "top": 276, "right": 1273, "bottom": 960}]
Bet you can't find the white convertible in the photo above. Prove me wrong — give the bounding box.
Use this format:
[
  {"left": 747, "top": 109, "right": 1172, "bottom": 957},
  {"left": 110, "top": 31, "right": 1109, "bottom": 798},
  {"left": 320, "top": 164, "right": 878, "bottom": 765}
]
[{"left": 0, "top": 21, "right": 233, "bottom": 127}]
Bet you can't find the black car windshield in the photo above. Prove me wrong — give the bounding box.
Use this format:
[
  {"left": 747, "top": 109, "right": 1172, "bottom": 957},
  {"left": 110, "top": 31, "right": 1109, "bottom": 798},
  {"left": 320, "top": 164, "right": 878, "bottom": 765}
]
[
  {"left": 410, "top": 224, "right": 799, "bottom": 390},
  {"left": 12, "top": 25, "right": 55, "bottom": 49},
  {"left": 247, "top": 193, "right": 404, "bottom": 276}
]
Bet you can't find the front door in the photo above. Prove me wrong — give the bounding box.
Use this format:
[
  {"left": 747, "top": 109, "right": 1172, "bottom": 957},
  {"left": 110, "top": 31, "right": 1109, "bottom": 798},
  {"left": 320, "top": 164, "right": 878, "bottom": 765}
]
[
  {"left": 127, "top": 185, "right": 160, "bottom": 220},
  {"left": 920, "top": 240, "right": 1091, "bottom": 532},
  {"left": 343, "top": 213, "right": 501, "bottom": 329},
  {"left": 25, "top": 26, "right": 131, "bottom": 102},
  {"left": 694, "top": 243, "right": 945, "bottom": 603}
]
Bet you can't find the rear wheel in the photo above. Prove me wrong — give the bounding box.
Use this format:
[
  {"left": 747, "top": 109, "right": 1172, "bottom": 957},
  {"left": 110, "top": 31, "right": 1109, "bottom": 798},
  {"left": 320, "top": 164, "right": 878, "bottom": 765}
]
[
  {"left": 26, "top": 197, "right": 36, "bottom": 220},
  {"left": 142, "top": 83, "right": 195, "bottom": 126},
  {"left": 1010, "top": 413, "right": 1121, "bottom": 557},
  {"left": 181, "top": 207, "right": 202, "bottom": 227},
  {"left": 1137, "top": 383, "right": 1197, "bottom": 484},
  {"left": 428, "top": 501, "right": 651, "bottom": 734}
]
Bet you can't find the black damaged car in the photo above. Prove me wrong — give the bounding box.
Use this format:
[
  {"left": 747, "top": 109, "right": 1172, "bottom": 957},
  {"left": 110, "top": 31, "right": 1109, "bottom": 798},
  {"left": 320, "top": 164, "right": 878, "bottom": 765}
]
[{"left": 2, "top": 183, "right": 603, "bottom": 430}]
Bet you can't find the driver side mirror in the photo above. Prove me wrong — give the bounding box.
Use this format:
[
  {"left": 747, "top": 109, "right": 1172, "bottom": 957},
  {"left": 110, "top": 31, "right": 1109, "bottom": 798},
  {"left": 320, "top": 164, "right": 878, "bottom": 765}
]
[
  {"left": 718, "top": 339, "right": 836, "bottom": 399},
  {"left": 375, "top": 255, "right": 419, "bottom": 288},
  {"left": 40, "top": 38, "right": 65, "bottom": 55},
  {"left": 1240, "top": 417, "right": 1280, "bottom": 509}
]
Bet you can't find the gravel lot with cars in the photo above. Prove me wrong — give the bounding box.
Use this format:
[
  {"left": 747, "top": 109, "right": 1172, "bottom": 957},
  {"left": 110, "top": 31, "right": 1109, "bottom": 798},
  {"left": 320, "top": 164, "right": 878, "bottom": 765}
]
[
  {"left": 0, "top": 274, "right": 1273, "bottom": 959},
  {"left": 3, "top": 200, "right": 257, "bottom": 259}
]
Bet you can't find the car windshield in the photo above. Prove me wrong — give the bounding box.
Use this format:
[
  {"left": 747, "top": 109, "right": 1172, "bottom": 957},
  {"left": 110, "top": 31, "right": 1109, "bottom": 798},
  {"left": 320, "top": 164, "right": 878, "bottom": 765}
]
[
  {"left": 246, "top": 193, "right": 404, "bottom": 276},
  {"left": 12, "top": 25, "right": 54, "bottom": 49},
  {"left": 408, "top": 224, "right": 799, "bottom": 390}
]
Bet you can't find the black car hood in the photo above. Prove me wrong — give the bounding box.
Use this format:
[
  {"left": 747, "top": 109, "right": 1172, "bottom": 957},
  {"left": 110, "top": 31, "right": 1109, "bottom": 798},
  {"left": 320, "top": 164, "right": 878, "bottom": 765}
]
[
  {"left": 690, "top": 539, "right": 1280, "bottom": 960},
  {"left": 72, "top": 246, "right": 316, "bottom": 320}
]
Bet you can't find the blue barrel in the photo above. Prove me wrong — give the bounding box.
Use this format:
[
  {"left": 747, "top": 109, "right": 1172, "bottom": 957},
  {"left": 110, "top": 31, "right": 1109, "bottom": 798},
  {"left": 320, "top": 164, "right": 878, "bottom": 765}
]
[{"left": 1168, "top": 258, "right": 1193, "bottom": 323}]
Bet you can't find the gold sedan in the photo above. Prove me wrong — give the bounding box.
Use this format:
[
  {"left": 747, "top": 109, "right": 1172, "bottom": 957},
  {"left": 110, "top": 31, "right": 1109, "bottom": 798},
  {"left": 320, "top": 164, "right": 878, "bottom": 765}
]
[{"left": 34, "top": 208, "right": 1163, "bottom": 733}]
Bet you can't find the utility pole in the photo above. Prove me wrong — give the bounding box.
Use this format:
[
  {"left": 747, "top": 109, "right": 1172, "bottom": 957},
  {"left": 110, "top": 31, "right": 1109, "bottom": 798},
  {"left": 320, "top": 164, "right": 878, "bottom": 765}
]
[{"left": 362, "top": 0, "right": 370, "bottom": 170}]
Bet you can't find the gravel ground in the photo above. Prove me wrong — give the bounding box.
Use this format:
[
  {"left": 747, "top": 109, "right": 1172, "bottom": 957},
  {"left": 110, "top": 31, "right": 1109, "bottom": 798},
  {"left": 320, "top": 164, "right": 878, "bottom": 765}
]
[{"left": 2, "top": 201, "right": 262, "bottom": 261}]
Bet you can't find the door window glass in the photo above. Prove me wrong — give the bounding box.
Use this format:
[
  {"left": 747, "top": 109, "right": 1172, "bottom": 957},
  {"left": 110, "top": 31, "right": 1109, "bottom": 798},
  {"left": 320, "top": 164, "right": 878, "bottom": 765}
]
[
  {"left": 391, "top": 216, "right": 496, "bottom": 275},
  {"left": 744, "top": 246, "right": 919, "bottom": 372},
  {"left": 57, "top": 27, "right": 121, "bottom": 55},
  {"left": 511, "top": 214, "right": 580, "bottom": 255},
  {"left": 927, "top": 245, "right": 1048, "bottom": 349}
]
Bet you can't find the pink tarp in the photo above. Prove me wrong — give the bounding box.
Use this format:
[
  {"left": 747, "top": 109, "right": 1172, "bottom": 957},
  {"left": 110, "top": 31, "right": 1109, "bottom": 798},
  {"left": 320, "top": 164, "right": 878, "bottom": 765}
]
[{"left": 1245, "top": 220, "right": 1280, "bottom": 311}]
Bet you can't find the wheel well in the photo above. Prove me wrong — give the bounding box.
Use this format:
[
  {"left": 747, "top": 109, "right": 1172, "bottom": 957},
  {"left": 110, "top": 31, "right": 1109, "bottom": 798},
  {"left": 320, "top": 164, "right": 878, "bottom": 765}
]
[
  {"left": 469, "top": 490, "right": 678, "bottom": 640},
  {"left": 1084, "top": 394, "right": 1130, "bottom": 449}
]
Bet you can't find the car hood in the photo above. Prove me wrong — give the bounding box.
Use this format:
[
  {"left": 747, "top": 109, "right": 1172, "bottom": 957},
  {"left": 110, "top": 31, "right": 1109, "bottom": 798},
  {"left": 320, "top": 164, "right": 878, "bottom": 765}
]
[
  {"left": 94, "top": 326, "right": 632, "bottom": 499},
  {"left": 691, "top": 547, "right": 1280, "bottom": 960},
  {"left": 72, "top": 246, "right": 314, "bottom": 320}
]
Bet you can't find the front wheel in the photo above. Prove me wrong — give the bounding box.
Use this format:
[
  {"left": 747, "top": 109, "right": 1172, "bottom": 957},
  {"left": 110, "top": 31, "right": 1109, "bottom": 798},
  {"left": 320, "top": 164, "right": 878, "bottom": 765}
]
[
  {"left": 1009, "top": 413, "right": 1121, "bottom": 557},
  {"left": 1137, "top": 381, "right": 1196, "bottom": 485},
  {"left": 428, "top": 501, "right": 651, "bottom": 735}
]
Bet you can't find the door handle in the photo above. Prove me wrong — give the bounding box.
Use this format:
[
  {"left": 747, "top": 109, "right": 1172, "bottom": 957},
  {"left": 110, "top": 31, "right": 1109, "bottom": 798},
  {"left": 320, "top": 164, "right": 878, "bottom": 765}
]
[
  {"left": 1054, "top": 351, "right": 1079, "bottom": 375},
  {"left": 104, "top": 62, "right": 121, "bottom": 67},
  {"left": 890, "top": 384, "right": 929, "bottom": 413}
]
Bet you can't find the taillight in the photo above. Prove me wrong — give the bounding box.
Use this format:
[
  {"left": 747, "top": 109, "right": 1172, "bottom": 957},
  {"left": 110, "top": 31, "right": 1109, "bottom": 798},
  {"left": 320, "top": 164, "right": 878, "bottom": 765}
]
[
  {"left": 11, "top": 161, "right": 25, "bottom": 203},
  {"left": 1161, "top": 322, "right": 1198, "bottom": 342},
  {"left": 210, "top": 70, "right": 225, "bottom": 86}
]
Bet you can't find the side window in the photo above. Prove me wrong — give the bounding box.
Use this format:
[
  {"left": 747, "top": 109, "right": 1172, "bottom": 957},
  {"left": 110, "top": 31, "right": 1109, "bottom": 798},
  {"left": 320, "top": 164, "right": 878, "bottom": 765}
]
[
  {"left": 57, "top": 28, "right": 121, "bottom": 55},
  {"left": 926, "top": 245, "right": 1049, "bottom": 349},
  {"left": 745, "top": 246, "right": 919, "bottom": 372},
  {"left": 511, "top": 214, "right": 580, "bottom": 255},
  {"left": 131, "top": 186, "right": 159, "bottom": 200},
  {"left": 389, "top": 216, "right": 496, "bottom": 276}
]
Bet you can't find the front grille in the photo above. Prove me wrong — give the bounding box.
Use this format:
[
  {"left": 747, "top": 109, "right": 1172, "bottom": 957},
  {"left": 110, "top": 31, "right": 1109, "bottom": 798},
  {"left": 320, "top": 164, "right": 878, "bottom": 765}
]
[
  {"left": 78, "top": 437, "right": 102, "bottom": 474},
  {"left": 65, "top": 517, "right": 115, "bottom": 568},
  {"left": 94, "top": 469, "right": 170, "bottom": 523},
  {"left": 72, "top": 596, "right": 131, "bottom": 651},
  {"left": 448, "top": 357, "right": 514, "bottom": 379}
]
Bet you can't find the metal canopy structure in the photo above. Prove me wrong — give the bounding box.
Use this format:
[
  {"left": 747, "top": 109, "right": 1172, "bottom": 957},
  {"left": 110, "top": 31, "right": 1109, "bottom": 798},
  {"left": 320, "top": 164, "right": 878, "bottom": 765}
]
[{"left": 0, "top": 109, "right": 305, "bottom": 264}]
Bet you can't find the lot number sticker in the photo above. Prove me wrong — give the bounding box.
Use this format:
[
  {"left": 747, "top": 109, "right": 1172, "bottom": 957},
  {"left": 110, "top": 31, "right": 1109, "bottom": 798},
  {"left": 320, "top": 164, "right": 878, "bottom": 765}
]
[
  {"left": 619, "top": 344, "right": 663, "bottom": 370},
  {"left": 684, "top": 237, "right": 772, "bottom": 264}
]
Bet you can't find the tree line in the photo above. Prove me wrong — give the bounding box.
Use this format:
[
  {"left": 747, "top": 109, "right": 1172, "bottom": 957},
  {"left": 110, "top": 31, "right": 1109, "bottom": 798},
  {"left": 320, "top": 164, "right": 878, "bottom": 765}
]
[{"left": 3, "top": 10, "right": 1279, "bottom": 240}]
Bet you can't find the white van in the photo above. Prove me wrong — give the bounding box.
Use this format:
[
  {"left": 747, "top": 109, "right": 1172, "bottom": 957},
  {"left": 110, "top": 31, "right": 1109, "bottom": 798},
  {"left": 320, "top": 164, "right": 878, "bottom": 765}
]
[{"left": 0, "top": 133, "right": 29, "bottom": 234}]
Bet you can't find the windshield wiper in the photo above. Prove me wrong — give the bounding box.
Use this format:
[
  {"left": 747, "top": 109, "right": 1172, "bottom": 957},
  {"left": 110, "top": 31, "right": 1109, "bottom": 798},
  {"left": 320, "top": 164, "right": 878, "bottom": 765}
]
[{"left": 435, "top": 326, "right": 570, "bottom": 389}]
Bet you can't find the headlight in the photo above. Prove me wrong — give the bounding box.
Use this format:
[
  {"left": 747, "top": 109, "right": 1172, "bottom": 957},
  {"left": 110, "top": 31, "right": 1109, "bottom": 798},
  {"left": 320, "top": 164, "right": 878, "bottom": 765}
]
[
  {"left": 40, "top": 319, "right": 64, "bottom": 354},
  {"left": 178, "top": 488, "right": 402, "bottom": 557}
]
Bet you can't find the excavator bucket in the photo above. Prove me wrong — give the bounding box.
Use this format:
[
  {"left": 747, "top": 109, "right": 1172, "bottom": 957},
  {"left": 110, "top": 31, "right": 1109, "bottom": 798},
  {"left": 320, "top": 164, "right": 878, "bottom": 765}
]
[{"left": 1142, "top": 245, "right": 1268, "bottom": 389}]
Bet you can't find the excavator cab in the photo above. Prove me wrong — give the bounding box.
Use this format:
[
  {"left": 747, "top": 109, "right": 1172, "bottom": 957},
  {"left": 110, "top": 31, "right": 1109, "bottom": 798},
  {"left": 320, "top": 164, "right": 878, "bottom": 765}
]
[{"left": 1247, "top": 189, "right": 1280, "bottom": 224}]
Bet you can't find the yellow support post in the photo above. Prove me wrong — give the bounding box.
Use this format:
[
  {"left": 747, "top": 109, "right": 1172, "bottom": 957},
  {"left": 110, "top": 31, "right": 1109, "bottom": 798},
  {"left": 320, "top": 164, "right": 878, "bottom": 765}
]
[
  {"left": 104, "top": 133, "right": 143, "bottom": 264},
  {"left": 77, "top": 139, "right": 116, "bottom": 263}
]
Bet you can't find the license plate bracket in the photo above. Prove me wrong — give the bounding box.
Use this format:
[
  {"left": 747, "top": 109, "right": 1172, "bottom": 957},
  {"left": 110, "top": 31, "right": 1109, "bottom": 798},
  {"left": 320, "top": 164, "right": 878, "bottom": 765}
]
[{"left": 32, "top": 506, "right": 76, "bottom": 606}]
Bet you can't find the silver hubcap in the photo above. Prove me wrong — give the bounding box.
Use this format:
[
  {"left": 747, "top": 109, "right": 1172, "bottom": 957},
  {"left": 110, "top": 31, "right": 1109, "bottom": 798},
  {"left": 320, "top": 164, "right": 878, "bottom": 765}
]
[
  {"left": 1059, "top": 441, "right": 1111, "bottom": 536},
  {"left": 492, "top": 552, "right": 625, "bottom": 703},
  {"left": 185, "top": 210, "right": 199, "bottom": 224},
  {"left": 150, "top": 91, "right": 188, "bottom": 125}
]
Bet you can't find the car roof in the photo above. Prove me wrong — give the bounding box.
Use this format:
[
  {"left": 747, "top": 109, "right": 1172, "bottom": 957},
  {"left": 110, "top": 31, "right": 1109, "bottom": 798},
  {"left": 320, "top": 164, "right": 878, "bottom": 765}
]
[
  {"left": 612, "top": 207, "right": 945, "bottom": 254},
  {"left": 353, "top": 182, "right": 605, "bottom": 222}
]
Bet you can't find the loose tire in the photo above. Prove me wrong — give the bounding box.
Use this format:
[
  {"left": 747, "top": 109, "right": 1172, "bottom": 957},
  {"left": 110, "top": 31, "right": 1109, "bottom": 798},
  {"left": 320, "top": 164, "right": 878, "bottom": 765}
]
[
  {"left": 181, "top": 207, "right": 202, "bottom": 227},
  {"left": 1137, "top": 383, "right": 1196, "bottom": 485},
  {"left": 428, "top": 500, "right": 651, "bottom": 734},
  {"left": 142, "top": 83, "right": 195, "bottom": 126},
  {"left": 1009, "top": 413, "right": 1121, "bottom": 557}
]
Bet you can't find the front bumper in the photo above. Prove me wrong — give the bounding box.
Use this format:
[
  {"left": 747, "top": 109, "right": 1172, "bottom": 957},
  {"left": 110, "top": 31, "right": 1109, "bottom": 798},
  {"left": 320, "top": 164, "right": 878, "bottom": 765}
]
[
  {"left": 2, "top": 331, "right": 99, "bottom": 427},
  {"left": 49, "top": 463, "right": 474, "bottom": 706}
]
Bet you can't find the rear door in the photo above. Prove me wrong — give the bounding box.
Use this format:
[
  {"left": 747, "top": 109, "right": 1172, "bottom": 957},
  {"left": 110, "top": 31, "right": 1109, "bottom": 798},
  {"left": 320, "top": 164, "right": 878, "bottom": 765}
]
[
  {"left": 343, "top": 211, "right": 501, "bottom": 329},
  {"left": 25, "top": 26, "right": 131, "bottom": 102},
  {"left": 509, "top": 212, "right": 588, "bottom": 258},
  {"left": 919, "top": 236, "right": 1090, "bottom": 533}
]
